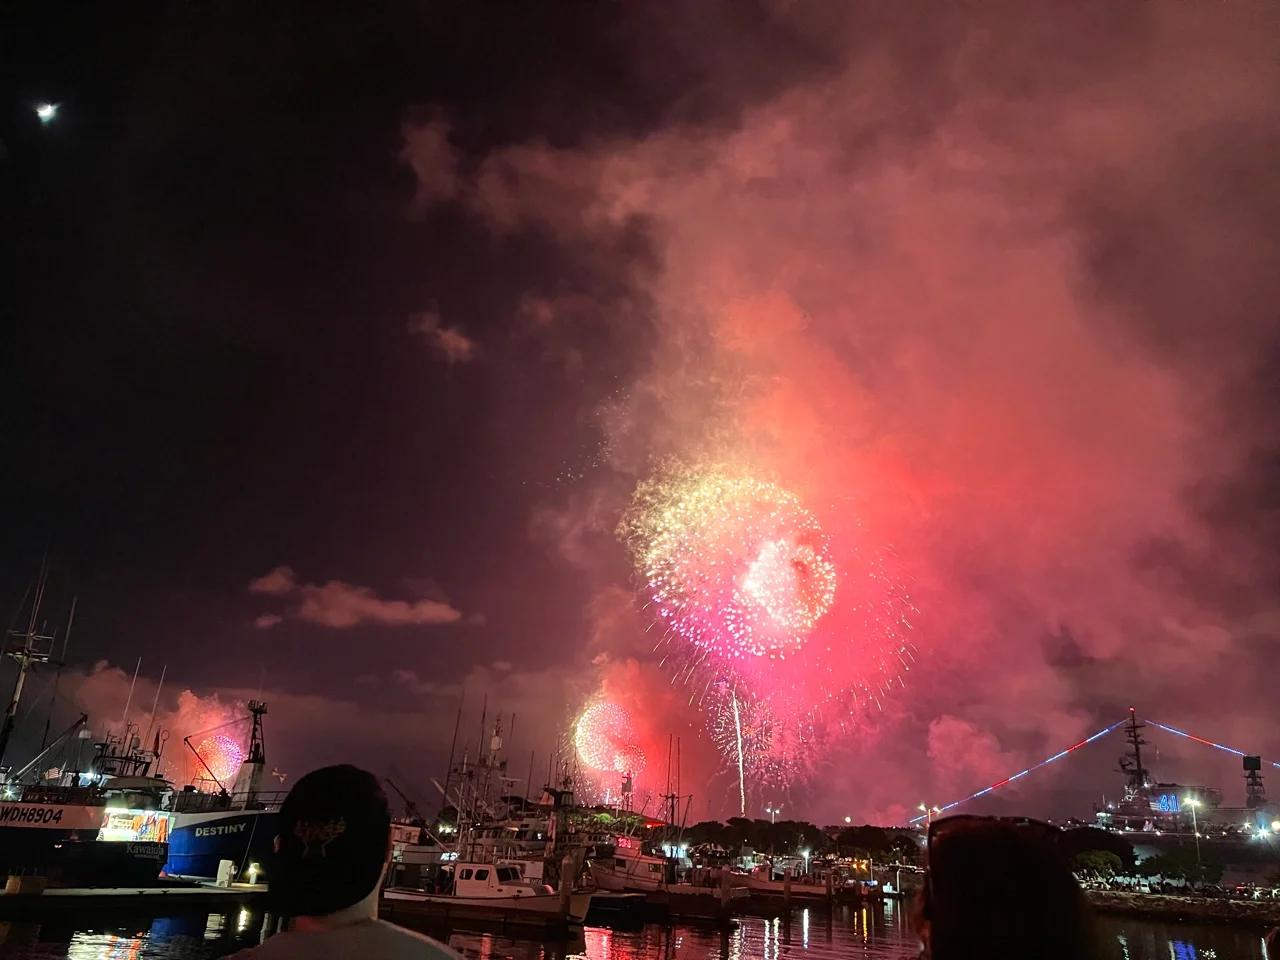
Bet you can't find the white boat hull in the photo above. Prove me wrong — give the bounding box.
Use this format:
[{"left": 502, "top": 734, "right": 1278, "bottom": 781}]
[
  {"left": 383, "top": 888, "right": 593, "bottom": 925},
  {"left": 745, "top": 876, "right": 832, "bottom": 897},
  {"left": 591, "top": 863, "right": 665, "bottom": 892}
]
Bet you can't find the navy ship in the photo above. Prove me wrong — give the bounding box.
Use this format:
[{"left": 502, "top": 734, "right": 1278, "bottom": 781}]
[
  {"left": 1093, "top": 710, "right": 1280, "bottom": 859},
  {"left": 163, "top": 701, "right": 282, "bottom": 882}
]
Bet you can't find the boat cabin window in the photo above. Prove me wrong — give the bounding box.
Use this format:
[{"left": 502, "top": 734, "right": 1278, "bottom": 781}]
[
  {"left": 496, "top": 867, "right": 519, "bottom": 883},
  {"left": 459, "top": 869, "right": 473, "bottom": 881},
  {"left": 475, "top": 869, "right": 489, "bottom": 881},
  {"left": 648, "top": 864, "right": 662, "bottom": 873},
  {"left": 615, "top": 858, "right": 627, "bottom": 868}
]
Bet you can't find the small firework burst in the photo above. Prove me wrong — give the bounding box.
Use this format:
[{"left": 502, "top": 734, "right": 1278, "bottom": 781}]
[
  {"left": 708, "top": 684, "right": 818, "bottom": 791},
  {"left": 196, "top": 734, "right": 244, "bottom": 783},
  {"left": 574, "top": 701, "right": 646, "bottom": 777}
]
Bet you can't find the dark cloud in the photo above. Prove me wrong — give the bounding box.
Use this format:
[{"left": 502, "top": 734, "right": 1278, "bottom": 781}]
[
  {"left": 408, "top": 310, "right": 477, "bottom": 364},
  {"left": 250, "top": 566, "right": 469, "bottom": 629}
]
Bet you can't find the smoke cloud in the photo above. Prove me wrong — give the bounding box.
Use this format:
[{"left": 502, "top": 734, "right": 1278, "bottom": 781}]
[
  {"left": 60, "top": 661, "right": 244, "bottom": 785},
  {"left": 400, "top": 1, "right": 1280, "bottom": 821}
]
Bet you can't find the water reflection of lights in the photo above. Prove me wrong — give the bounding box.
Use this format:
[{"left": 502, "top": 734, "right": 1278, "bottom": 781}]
[
  {"left": 66, "top": 933, "right": 144, "bottom": 960},
  {"left": 801, "top": 907, "right": 809, "bottom": 948},
  {"left": 724, "top": 924, "right": 743, "bottom": 960},
  {"left": 237, "top": 908, "right": 251, "bottom": 933},
  {"left": 579, "top": 926, "right": 611, "bottom": 960}
]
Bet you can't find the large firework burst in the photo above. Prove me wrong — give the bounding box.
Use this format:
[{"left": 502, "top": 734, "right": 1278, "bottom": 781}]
[
  {"left": 620, "top": 463, "right": 916, "bottom": 797},
  {"left": 620, "top": 468, "right": 837, "bottom": 661}
]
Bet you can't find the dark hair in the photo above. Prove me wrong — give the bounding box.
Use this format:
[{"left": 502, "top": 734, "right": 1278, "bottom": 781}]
[
  {"left": 271, "top": 765, "right": 392, "bottom": 917},
  {"left": 915, "top": 819, "right": 1099, "bottom": 960}
]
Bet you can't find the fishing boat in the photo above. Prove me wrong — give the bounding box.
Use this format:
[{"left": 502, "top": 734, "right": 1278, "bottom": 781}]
[
  {"left": 591, "top": 835, "right": 668, "bottom": 891},
  {"left": 741, "top": 860, "right": 840, "bottom": 898},
  {"left": 61, "top": 730, "right": 175, "bottom": 887},
  {"left": 0, "top": 780, "right": 105, "bottom": 882},
  {"left": 0, "top": 576, "right": 173, "bottom": 886},
  {"left": 164, "top": 701, "right": 282, "bottom": 883},
  {"left": 382, "top": 708, "right": 594, "bottom": 929},
  {"left": 383, "top": 857, "right": 592, "bottom": 927}
]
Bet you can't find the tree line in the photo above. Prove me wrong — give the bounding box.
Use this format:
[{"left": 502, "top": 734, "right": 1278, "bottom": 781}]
[
  {"left": 681, "top": 818, "right": 1212, "bottom": 881},
  {"left": 683, "top": 818, "right": 921, "bottom": 862}
]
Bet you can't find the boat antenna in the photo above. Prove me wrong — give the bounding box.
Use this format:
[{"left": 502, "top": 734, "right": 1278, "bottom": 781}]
[
  {"left": 120, "top": 656, "right": 142, "bottom": 734},
  {"left": 5, "top": 582, "right": 33, "bottom": 638},
  {"left": 39, "top": 595, "right": 76, "bottom": 753},
  {"left": 666, "top": 733, "right": 672, "bottom": 798},
  {"left": 27, "top": 554, "right": 49, "bottom": 638},
  {"left": 142, "top": 664, "right": 167, "bottom": 748},
  {"left": 438, "top": 688, "right": 464, "bottom": 817},
  {"left": 524, "top": 749, "right": 535, "bottom": 804}
]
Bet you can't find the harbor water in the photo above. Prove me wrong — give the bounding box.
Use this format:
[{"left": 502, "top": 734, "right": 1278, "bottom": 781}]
[{"left": 0, "top": 901, "right": 1269, "bottom": 960}]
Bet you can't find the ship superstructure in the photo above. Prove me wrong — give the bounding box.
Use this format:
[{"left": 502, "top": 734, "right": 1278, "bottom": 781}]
[{"left": 1095, "top": 708, "right": 1279, "bottom": 839}]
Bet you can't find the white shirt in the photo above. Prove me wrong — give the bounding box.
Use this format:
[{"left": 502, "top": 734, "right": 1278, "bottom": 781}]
[{"left": 230, "top": 919, "right": 464, "bottom": 960}]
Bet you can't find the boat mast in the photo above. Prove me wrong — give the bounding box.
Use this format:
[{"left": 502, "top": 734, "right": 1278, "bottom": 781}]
[
  {"left": 0, "top": 564, "right": 60, "bottom": 774},
  {"left": 240, "top": 700, "right": 268, "bottom": 800}
]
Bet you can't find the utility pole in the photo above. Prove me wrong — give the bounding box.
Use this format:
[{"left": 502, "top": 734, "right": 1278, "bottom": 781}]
[{"left": 1185, "top": 797, "right": 1202, "bottom": 868}]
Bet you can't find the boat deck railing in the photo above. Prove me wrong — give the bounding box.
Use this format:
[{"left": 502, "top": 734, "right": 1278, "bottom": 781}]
[
  {"left": 172, "top": 790, "right": 288, "bottom": 813},
  {"left": 17, "top": 785, "right": 102, "bottom": 805}
]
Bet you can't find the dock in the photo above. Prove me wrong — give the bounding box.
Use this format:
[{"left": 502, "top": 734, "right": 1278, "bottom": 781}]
[{"left": 0, "top": 881, "right": 268, "bottom": 918}]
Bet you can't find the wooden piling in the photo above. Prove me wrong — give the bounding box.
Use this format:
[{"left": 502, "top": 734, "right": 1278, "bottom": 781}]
[{"left": 558, "top": 854, "right": 574, "bottom": 918}]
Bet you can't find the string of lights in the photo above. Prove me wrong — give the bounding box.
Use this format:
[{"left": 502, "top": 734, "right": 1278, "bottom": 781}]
[
  {"left": 1145, "top": 720, "right": 1280, "bottom": 770},
  {"left": 907, "top": 719, "right": 1129, "bottom": 824}
]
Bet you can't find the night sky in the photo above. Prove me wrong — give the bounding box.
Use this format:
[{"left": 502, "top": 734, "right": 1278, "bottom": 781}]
[{"left": 3, "top": 0, "right": 1278, "bottom": 824}]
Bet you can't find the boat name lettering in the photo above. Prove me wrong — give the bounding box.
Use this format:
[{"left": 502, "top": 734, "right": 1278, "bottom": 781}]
[
  {"left": 195, "top": 822, "right": 247, "bottom": 837},
  {"left": 0, "top": 805, "right": 64, "bottom": 824},
  {"left": 127, "top": 842, "right": 167, "bottom": 857}
]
